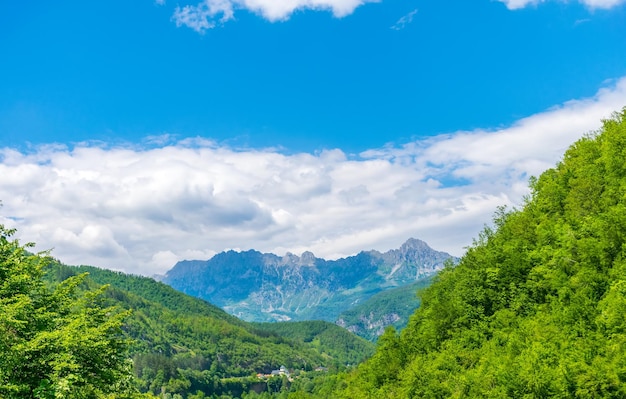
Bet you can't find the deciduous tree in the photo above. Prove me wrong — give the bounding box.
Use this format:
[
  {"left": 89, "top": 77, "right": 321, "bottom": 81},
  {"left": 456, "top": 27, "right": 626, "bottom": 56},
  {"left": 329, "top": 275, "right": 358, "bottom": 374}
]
[{"left": 0, "top": 224, "right": 136, "bottom": 398}]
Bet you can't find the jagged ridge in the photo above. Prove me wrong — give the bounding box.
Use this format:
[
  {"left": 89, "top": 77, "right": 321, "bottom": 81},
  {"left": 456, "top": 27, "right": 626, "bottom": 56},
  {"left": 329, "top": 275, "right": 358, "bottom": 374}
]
[{"left": 163, "top": 238, "right": 457, "bottom": 329}]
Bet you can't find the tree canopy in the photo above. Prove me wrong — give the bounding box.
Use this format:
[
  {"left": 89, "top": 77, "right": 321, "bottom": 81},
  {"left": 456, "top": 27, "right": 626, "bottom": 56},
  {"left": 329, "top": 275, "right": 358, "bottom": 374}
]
[
  {"left": 336, "top": 109, "right": 626, "bottom": 397},
  {"left": 0, "top": 225, "right": 137, "bottom": 398}
]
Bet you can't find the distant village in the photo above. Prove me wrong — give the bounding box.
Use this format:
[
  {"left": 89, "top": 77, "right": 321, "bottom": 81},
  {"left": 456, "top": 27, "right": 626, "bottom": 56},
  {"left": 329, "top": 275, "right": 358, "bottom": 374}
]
[{"left": 256, "top": 366, "right": 328, "bottom": 380}]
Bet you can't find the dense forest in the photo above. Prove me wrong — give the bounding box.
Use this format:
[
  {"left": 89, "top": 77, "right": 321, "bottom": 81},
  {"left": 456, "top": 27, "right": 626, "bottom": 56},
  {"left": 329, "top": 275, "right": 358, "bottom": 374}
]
[
  {"left": 55, "top": 264, "right": 375, "bottom": 398},
  {"left": 334, "top": 109, "right": 626, "bottom": 397},
  {"left": 2, "top": 109, "right": 626, "bottom": 398}
]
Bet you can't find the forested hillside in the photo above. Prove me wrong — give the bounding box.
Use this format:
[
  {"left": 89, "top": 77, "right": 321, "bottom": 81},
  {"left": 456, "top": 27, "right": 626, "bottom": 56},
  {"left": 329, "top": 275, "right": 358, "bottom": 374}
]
[
  {"left": 251, "top": 321, "right": 375, "bottom": 366},
  {"left": 47, "top": 263, "right": 375, "bottom": 398},
  {"left": 336, "top": 110, "right": 626, "bottom": 397},
  {"left": 336, "top": 277, "right": 432, "bottom": 341}
]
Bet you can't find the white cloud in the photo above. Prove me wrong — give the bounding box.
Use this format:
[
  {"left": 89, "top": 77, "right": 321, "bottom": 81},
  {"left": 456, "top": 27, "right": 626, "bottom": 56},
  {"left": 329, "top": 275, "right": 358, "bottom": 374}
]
[
  {"left": 499, "top": 0, "right": 626, "bottom": 10},
  {"left": 173, "top": 0, "right": 235, "bottom": 32},
  {"left": 584, "top": 0, "right": 626, "bottom": 6},
  {"left": 170, "top": 0, "right": 625, "bottom": 32},
  {"left": 1, "top": 78, "right": 625, "bottom": 275},
  {"left": 172, "top": 0, "right": 379, "bottom": 32},
  {"left": 390, "top": 9, "right": 417, "bottom": 30}
]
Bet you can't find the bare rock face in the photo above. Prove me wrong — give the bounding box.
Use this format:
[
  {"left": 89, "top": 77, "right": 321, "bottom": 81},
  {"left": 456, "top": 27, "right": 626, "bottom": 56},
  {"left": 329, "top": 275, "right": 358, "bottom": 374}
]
[{"left": 163, "top": 239, "right": 457, "bottom": 334}]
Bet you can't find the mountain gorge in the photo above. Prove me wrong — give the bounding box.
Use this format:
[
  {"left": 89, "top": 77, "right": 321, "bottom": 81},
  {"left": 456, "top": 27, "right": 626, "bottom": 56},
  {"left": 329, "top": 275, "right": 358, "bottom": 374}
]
[{"left": 163, "top": 238, "right": 457, "bottom": 337}]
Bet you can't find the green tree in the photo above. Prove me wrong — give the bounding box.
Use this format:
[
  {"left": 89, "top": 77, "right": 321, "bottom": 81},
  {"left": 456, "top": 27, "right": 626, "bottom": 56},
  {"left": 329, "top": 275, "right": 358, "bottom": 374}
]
[{"left": 0, "top": 224, "right": 136, "bottom": 398}]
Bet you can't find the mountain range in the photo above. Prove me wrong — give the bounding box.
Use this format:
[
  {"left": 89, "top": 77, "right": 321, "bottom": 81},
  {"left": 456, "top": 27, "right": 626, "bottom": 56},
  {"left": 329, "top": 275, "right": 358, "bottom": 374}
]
[{"left": 163, "top": 238, "right": 457, "bottom": 338}]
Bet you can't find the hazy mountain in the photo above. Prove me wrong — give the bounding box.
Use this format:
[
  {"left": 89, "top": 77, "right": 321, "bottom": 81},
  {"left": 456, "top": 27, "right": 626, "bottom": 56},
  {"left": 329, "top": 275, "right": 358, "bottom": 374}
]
[{"left": 163, "top": 238, "right": 457, "bottom": 330}]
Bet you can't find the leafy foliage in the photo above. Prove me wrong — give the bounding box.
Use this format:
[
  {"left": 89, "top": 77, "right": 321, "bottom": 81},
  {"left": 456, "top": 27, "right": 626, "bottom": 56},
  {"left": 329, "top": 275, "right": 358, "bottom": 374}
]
[
  {"left": 335, "top": 108, "right": 626, "bottom": 398},
  {"left": 0, "top": 225, "right": 138, "bottom": 398},
  {"left": 251, "top": 321, "right": 375, "bottom": 366}
]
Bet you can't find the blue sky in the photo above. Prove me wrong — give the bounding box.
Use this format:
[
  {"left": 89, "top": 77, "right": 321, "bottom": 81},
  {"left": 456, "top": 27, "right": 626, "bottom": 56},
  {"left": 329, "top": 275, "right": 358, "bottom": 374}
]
[{"left": 1, "top": 0, "right": 625, "bottom": 275}]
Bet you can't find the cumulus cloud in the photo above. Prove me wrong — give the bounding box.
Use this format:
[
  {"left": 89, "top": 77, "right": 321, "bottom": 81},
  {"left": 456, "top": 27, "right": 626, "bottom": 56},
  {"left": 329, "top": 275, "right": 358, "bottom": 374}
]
[
  {"left": 1, "top": 77, "right": 625, "bottom": 275},
  {"left": 499, "top": 0, "right": 626, "bottom": 10},
  {"left": 172, "top": 0, "right": 379, "bottom": 32}
]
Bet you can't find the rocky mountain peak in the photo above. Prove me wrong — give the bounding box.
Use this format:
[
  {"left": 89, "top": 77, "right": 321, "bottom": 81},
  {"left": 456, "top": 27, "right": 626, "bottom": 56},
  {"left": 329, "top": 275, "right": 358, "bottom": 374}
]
[
  {"left": 281, "top": 251, "right": 317, "bottom": 266},
  {"left": 282, "top": 252, "right": 300, "bottom": 265},
  {"left": 300, "top": 251, "right": 316, "bottom": 265},
  {"left": 399, "top": 238, "right": 430, "bottom": 253}
]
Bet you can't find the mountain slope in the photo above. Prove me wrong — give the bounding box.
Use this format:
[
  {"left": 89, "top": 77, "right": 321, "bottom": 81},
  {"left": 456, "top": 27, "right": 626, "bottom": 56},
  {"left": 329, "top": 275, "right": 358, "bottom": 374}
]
[
  {"left": 45, "top": 263, "right": 375, "bottom": 398},
  {"left": 251, "top": 320, "right": 376, "bottom": 366},
  {"left": 163, "top": 238, "right": 456, "bottom": 325},
  {"left": 338, "top": 109, "right": 626, "bottom": 397},
  {"left": 336, "top": 277, "right": 433, "bottom": 341}
]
